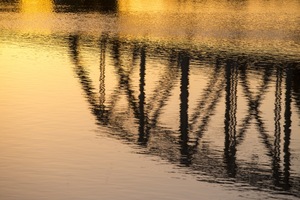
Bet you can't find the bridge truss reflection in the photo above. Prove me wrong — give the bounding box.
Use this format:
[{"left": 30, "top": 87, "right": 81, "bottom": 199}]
[{"left": 68, "top": 34, "right": 300, "bottom": 197}]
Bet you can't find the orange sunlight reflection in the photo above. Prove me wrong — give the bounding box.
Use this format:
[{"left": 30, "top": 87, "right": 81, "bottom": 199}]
[{"left": 20, "top": 0, "right": 53, "bottom": 13}]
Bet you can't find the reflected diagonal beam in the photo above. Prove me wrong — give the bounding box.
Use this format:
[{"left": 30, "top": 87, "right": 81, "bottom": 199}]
[
  {"left": 105, "top": 42, "right": 139, "bottom": 116},
  {"left": 189, "top": 59, "right": 226, "bottom": 137},
  {"left": 236, "top": 63, "right": 273, "bottom": 156},
  {"left": 68, "top": 35, "right": 142, "bottom": 137},
  {"left": 146, "top": 50, "right": 180, "bottom": 128},
  {"left": 189, "top": 61, "right": 224, "bottom": 130},
  {"left": 237, "top": 65, "right": 272, "bottom": 133},
  {"left": 110, "top": 39, "right": 141, "bottom": 120},
  {"left": 183, "top": 57, "right": 226, "bottom": 156},
  {"left": 193, "top": 78, "right": 225, "bottom": 137},
  {"left": 68, "top": 35, "right": 97, "bottom": 107},
  {"left": 68, "top": 35, "right": 109, "bottom": 124}
]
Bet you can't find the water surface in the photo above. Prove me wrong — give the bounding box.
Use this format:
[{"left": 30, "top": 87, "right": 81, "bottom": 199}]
[{"left": 0, "top": 0, "right": 300, "bottom": 199}]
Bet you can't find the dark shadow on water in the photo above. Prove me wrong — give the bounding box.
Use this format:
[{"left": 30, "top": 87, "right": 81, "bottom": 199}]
[
  {"left": 68, "top": 33, "right": 300, "bottom": 198},
  {"left": 0, "top": 0, "right": 118, "bottom": 13},
  {"left": 0, "top": 0, "right": 19, "bottom": 12},
  {"left": 54, "top": 0, "right": 118, "bottom": 13}
]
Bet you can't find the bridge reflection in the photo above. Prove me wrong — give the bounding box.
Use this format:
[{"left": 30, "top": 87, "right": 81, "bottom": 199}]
[{"left": 68, "top": 34, "right": 300, "bottom": 197}]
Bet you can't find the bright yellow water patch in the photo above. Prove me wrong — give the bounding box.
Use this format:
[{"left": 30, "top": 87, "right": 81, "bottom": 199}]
[{"left": 20, "top": 0, "right": 53, "bottom": 13}]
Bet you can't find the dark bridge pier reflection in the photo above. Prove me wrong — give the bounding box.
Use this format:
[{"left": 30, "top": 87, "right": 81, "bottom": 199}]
[
  {"left": 179, "top": 52, "right": 191, "bottom": 166},
  {"left": 273, "top": 66, "right": 282, "bottom": 187},
  {"left": 138, "top": 46, "right": 148, "bottom": 145},
  {"left": 283, "top": 66, "right": 292, "bottom": 190},
  {"left": 99, "top": 34, "right": 107, "bottom": 123},
  {"left": 68, "top": 34, "right": 300, "bottom": 198},
  {"left": 224, "top": 59, "right": 238, "bottom": 178}
]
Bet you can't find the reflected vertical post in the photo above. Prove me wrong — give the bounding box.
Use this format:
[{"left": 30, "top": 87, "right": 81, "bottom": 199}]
[
  {"left": 224, "top": 59, "right": 237, "bottom": 177},
  {"left": 179, "top": 52, "right": 191, "bottom": 165},
  {"left": 283, "top": 66, "right": 292, "bottom": 190},
  {"left": 99, "top": 34, "right": 107, "bottom": 121},
  {"left": 68, "top": 35, "right": 79, "bottom": 64},
  {"left": 273, "top": 66, "right": 282, "bottom": 186},
  {"left": 138, "top": 46, "right": 147, "bottom": 145}
]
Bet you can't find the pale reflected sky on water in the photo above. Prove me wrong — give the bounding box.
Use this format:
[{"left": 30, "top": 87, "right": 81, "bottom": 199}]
[{"left": 0, "top": 0, "right": 300, "bottom": 200}]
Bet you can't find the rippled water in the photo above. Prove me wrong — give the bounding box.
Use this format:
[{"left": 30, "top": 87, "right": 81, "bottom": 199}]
[{"left": 0, "top": 0, "right": 300, "bottom": 199}]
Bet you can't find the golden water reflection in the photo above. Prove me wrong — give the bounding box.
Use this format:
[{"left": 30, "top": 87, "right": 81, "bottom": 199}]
[
  {"left": 2, "top": 0, "right": 298, "bottom": 59},
  {"left": 0, "top": 0, "right": 300, "bottom": 199},
  {"left": 20, "top": 0, "right": 53, "bottom": 13},
  {"left": 68, "top": 33, "right": 300, "bottom": 197}
]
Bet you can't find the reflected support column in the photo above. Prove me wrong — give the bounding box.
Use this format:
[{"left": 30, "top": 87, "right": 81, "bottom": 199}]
[
  {"left": 179, "top": 52, "right": 191, "bottom": 165},
  {"left": 283, "top": 66, "right": 292, "bottom": 190},
  {"left": 99, "top": 34, "right": 107, "bottom": 122},
  {"left": 273, "top": 67, "right": 282, "bottom": 186},
  {"left": 138, "top": 46, "right": 148, "bottom": 145},
  {"left": 224, "top": 60, "right": 237, "bottom": 177}
]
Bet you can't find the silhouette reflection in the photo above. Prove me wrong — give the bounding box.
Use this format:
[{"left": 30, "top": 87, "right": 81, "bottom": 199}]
[
  {"left": 273, "top": 67, "right": 282, "bottom": 187},
  {"left": 54, "top": 0, "right": 118, "bottom": 13},
  {"left": 283, "top": 67, "right": 292, "bottom": 190},
  {"left": 179, "top": 52, "right": 192, "bottom": 166},
  {"left": 224, "top": 59, "right": 238, "bottom": 178},
  {"left": 68, "top": 34, "right": 300, "bottom": 198},
  {"left": 138, "top": 46, "right": 149, "bottom": 145}
]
